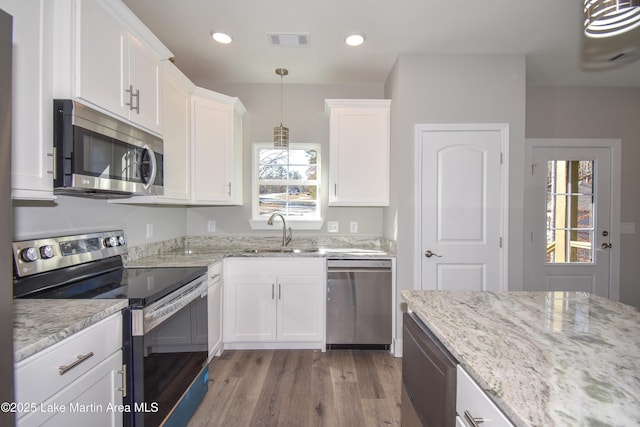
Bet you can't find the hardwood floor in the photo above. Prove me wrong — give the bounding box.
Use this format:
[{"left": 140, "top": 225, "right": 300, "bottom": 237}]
[{"left": 187, "top": 350, "right": 402, "bottom": 427}]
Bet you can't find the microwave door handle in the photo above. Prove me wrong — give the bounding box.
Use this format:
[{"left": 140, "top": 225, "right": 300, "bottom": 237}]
[{"left": 142, "top": 145, "right": 157, "bottom": 190}]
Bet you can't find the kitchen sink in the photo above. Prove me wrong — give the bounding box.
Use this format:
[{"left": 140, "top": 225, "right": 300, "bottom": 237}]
[{"left": 243, "top": 247, "right": 320, "bottom": 254}]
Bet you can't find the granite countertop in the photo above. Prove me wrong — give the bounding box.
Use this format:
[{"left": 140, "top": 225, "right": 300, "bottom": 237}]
[
  {"left": 402, "top": 290, "right": 640, "bottom": 427},
  {"left": 125, "top": 241, "right": 394, "bottom": 268},
  {"left": 14, "top": 299, "right": 128, "bottom": 363}
]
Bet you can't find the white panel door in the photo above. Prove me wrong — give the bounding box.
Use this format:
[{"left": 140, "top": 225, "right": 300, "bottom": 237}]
[
  {"left": 524, "top": 140, "right": 620, "bottom": 299},
  {"left": 418, "top": 125, "right": 507, "bottom": 291},
  {"left": 277, "top": 276, "right": 323, "bottom": 342}
]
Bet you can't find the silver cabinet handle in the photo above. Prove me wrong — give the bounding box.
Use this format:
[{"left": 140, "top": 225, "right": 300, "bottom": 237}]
[
  {"left": 424, "top": 250, "right": 442, "bottom": 258},
  {"left": 125, "top": 85, "right": 134, "bottom": 110},
  {"left": 117, "top": 364, "right": 127, "bottom": 397},
  {"left": 228, "top": 182, "right": 232, "bottom": 196},
  {"left": 464, "top": 410, "right": 484, "bottom": 426},
  {"left": 132, "top": 88, "right": 140, "bottom": 114},
  {"left": 59, "top": 352, "right": 94, "bottom": 375},
  {"left": 278, "top": 283, "right": 281, "bottom": 300},
  {"left": 272, "top": 283, "right": 275, "bottom": 299}
]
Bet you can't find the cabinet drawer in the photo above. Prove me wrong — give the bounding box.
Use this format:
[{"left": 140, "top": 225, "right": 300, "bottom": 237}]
[
  {"left": 456, "top": 365, "right": 513, "bottom": 427},
  {"left": 15, "top": 313, "right": 122, "bottom": 409},
  {"left": 225, "top": 258, "right": 324, "bottom": 276}
]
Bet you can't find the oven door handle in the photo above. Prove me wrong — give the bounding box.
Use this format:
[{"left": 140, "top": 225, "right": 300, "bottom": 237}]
[{"left": 142, "top": 276, "right": 207, "bottom": 333}]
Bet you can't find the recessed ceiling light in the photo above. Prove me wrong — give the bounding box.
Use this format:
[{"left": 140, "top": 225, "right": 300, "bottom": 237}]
[
  {"left": 345, "top": 32, "right": 365, "bottom": 47},
  {"left": 211, "top": 31, "right": 233, "bottom": 44}
]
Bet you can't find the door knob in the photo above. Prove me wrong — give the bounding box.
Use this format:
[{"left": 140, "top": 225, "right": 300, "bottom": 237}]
[
  {"left": 424, "top": 250, "right": 442, "bottom": 258},
  {"left": 601, "top": 243, "right": 612, "bottom": 249}
]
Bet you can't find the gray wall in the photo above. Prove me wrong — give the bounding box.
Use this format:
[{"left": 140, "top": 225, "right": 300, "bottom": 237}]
[
  {"left": 13, "top": 196, "right": 187, "bottom": 245},
  {"left": 384, "top": 53, "right": 527, "bottom": 337},
  {"left": 526, "top": 86, "right": 640, "bottom": 308},
  {"left": 185, "top": 82, "right": 386, "bottom": 237}
]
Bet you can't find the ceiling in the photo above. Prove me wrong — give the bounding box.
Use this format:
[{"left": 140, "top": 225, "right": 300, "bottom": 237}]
[{"left": 122, "top": 0, "right": 640, "bottom": 87}]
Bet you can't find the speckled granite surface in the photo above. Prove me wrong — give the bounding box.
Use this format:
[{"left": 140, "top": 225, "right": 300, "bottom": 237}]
[
  {"left": 125, "top": 234, "right": 395, "bottom": 267},
  {"left": 14, "top": 299, "right": 128, "bottom": 363},
  {"left": 402, "top": 290, "right": 640, "bottom": 427}
]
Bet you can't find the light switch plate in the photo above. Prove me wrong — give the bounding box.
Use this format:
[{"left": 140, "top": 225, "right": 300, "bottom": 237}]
[
  {"left": 620, "top": 222, "right": 635, "bottom": 235},
  {"left": 207, "top": 220, "right": 216, "bottom": 232},
  {"left": 327, "top": 221, "right": 339, "bottom": 233},
  {"left": 350, "top": 221, "right": 358, "bottom": 233}
]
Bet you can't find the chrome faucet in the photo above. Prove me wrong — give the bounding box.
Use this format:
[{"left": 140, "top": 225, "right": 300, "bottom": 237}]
[{"left": 267, "top": 213, "right": 292, "bottom": 247}]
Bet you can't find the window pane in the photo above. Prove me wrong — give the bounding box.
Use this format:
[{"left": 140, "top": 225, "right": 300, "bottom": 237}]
[
  {"left": 545, "top": 160, "right": 595, "bottom": 264},
  {"left": 258, "top": 185, "right": 318, "bottom": 216}
]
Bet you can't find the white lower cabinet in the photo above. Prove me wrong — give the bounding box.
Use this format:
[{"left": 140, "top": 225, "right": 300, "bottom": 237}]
[
  {"left": 14, "top": 313, "right": 124, "bottom": 426},
  {"left": 207, "top": 262, "right": 223, "bottom": 358},
  {"left": 456, "top": 365, "right": 513, "bottom": 427},
  {"left": 224, "top": 258, "right": 324, "bottom": 348}
]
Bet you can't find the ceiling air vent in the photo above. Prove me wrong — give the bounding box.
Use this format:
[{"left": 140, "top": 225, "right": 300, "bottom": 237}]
[{"left": 268, "top": 33, "right": 310, "bottom": 47}]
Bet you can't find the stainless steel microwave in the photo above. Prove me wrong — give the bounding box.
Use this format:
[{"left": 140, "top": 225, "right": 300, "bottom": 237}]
[{"left": 53, "top": 99, "right": 163, "bottom": 197}]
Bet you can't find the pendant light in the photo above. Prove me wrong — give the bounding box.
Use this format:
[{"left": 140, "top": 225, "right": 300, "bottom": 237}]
[
  {"left": 274, "top": 68, "right": 289, "bottom": 148},
  {"left": 584, "top": 0, "right": 640, "bottom": 38}
]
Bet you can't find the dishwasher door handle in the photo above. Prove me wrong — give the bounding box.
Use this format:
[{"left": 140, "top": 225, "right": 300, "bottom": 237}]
[{"left": 327, "top": 268, "right": 391, "bottom": 274}]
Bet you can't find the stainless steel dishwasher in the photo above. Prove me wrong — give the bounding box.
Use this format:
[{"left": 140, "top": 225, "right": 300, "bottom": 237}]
[{"left": 326, "top": 259, "right": 392, "bottom": 349}]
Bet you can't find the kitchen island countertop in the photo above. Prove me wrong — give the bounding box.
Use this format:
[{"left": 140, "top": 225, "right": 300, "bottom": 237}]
[
  {"left": 14, "top": 299, "right": 128, "bottom": 363},
  {"left": 402, "top": 290, "right": 640, "bottom": 426}
]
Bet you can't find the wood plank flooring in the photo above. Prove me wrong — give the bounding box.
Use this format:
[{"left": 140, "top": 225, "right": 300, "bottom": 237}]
[{"left": 187, "top": 350, "right": 402, "bottom": 427}]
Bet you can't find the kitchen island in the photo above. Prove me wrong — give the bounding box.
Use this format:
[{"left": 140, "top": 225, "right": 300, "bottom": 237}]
[{"left": 402, "top": 290, "right": 640, "bottom": 426}]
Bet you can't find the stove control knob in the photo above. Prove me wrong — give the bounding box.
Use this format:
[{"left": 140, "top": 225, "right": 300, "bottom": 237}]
[
  {"left": 39, "top": 245, "right": 55, "bottom": 259},
  {"left": 21, "top": 247, "right": 38, "bottom": 262},
  {"left": 104, "top": 236, "right": 118, "bottom": 248},
  {"left": 117, "top": 235, "right": 126, "bottom": 246}
]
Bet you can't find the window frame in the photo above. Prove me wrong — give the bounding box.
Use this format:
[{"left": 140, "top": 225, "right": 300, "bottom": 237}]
[{"left": 249, "top": 142, "right": 323, "bottom": 230}]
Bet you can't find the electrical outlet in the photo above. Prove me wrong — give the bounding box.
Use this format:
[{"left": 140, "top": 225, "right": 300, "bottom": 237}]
[
  {"left": 146, "top": 223, "right": 153, "bottom": 239},
  {"left": 207, "top": 220, "right": 216, "bottom": 233},
  {"left": 350, "top": 221, "right": 358, "bottom": 233},
  {"left": 327, "top": 221, "right": 339, "bottom": 233}
]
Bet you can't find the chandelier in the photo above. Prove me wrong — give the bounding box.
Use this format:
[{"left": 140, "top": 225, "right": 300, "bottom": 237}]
[{"left": 584, "top": 0, "right": 640, "bottom": 38}]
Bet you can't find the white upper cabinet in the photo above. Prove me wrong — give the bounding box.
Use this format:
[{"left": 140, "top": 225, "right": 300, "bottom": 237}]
[
  {"left": 325, "top": 99, "right": 391, "bottom": 206},
  {"left": 148, "top": 61, "right": 194, "bottom": 202},
  {"left": 55, "top": 0, "right": 172, "bottom": 135},
  {"left": 3, "top": 0, "right": 56, "bottom": 200},
  {"left": 191, "top": 87, "right": 245, "bottom": 205}
]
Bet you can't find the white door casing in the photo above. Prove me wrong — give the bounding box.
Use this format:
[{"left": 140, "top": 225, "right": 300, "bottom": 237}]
[
  {"left": 416, "top": 124, "right": 509, "bottom": 291},
  {"left": 524, "top": 139, "right": 621, "bottom": 300}
]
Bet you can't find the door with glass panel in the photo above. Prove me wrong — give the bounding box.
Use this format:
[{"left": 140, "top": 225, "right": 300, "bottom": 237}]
[{"left": 524, "top": 142, "right": 619, "bottom": 298}]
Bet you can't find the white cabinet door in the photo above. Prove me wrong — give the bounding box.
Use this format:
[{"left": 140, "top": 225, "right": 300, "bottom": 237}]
[
  {"left": 17, "top": 352, "right": 123, "bottom": 427},
  {"left": 277, "top": 275, "right": 323, "bottom": 342},
  {"left": 325, "top": 99, "right": 391, "bottom": 206},
  {"left": 127, "top": 33, "right": 161, "bottom": 133},
  {"left": 75, "top": 0, "right": 165, "bottom": 134},
  {"left": 191, "top": 88, "right": 245, "bottom": 205},
  {"left": 2, "top": 0, "right": 55, "bottom": 200},
  {"left": 226, "top": 276, "right": 277, "bottom": 342},
  {"left": 77, "top": 0, "right": 128, "bottom": 120},
  {"left": 158, "top": 62, "right": 193, "bottom": 201}
]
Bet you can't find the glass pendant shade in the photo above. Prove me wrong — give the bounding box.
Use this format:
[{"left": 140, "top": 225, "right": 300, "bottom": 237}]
[
  {"left": 274, "top": 124, "right": 289, "bottom": 147},
  {"left": 584, "top": 0, "right": 640, "bottom": 38}
]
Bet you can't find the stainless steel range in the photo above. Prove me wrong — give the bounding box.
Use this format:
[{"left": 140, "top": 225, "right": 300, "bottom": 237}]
[{"left": 13, "top": 231, "right": 208, "bottom": 427}]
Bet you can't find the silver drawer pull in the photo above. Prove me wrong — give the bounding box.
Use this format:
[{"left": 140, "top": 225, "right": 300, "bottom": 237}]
[
  {"left": 464, "top": 410, "right": 485, "bottom": 426},
  {"left": 59, "top": 352, "right": 94, "bottom": 375}
]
